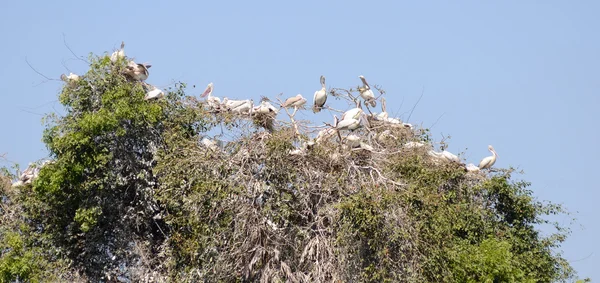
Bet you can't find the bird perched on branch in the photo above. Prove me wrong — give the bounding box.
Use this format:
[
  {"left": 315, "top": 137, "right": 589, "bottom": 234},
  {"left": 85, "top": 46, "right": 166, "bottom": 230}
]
[
  {"left": 281, "top": 94, "right": 307, "bottom": 109},
  {"left": 110, "top": 41, "right": 125, "bottom": 62},
  {"left": 200, "top": 82, "right": 222, "bottom": 110},
  {"left": 313, "top": 75, "right": 327, "bottom": 113},
  {"left": 143, "top": 84, "right": 164, "bottom": 101},
  {"left": 341, "top": 100, "right": 363, "bottom": 121},
  {"left": 358, "top": 75, "right": 376, "bottom": 107},
  {"left": 478, "top": 145, "right": 498, "bottom": 169},
  {"left": 60, "top": 73, "right": 79, "bottom": 83},
  {"left": 124, "top": 60, "right": 151, "bottom": 81}
]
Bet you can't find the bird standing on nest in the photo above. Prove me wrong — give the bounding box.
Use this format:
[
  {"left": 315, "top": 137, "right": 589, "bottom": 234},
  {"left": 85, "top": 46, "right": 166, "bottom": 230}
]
[{"left": 358, "top": 75, "right": 376, "bottom": 107}]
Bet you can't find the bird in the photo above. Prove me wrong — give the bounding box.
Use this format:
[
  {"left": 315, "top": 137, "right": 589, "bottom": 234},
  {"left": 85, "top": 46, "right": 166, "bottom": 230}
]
[
  {"left": 345, "top": 134, "right": 361, "bottom": 148},
  {"left": 201, "top": 137, "right": 219, "bottom": 151},
  {"left": 281, "top": 94, "right": 307, "bottom": 109},
  {"left": 253, "top": 99, "right": 278, "bottom": 115},
  {"left": 428, "top": 149, "right": 460, "bottom": 163},
  {"left": 358, "top": 75, "right": 376, "bottom": 107},
  {"left": 143, "top": 84, "right": 164, "bottom": 101},
  {"left": 60, "top": 73, "right": 80, "bottom": 83},
  {"left": 403, "top": 141, "right": 429, "bottom": 149},
  {"left": 200, "top": 83, "right": 222, "bottom": 110},
  {"left": 376, "top": 97, "right": 389, "bottom": 121},
  {"left": 125, "top": 60, "right": 151, "bottom": 81},
  {"left": 315, "top": 128, "right": 336, "bottom": 144},
  {"left": 231, "top": 99, "right": 254, "bottom": 114},
  {"left": 334, "top": 115, "right": 361, "bottom": 131},
  {"left": 110, "top": 41, "right": 125, "bottom": 62},
  {"left": 465, "top": 163, "right": 480, "bottom": 172},
  {"left": 341, "top": 100, "right": 363, "bottom": 121},
  {"left": 478, "top": 145, "right": 498, "bottom": 169},
  {"left": 312, "top": 75, "right": 327, "bottom": 113}
]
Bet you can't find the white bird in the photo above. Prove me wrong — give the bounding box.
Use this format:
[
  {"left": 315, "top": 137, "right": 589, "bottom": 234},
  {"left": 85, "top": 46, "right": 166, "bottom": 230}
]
[
  {"left": 231, "top": 99, "right": 253, "bottom": 114},
  {"left": 315, "top": 128, "right": 336, "bottom": 144},
  {"left": 358, "top": 75, "right": 376, "bottom": 107},
  {"left": 334, "top": 115, "right": 361, "bottom": 131},
  {"left": 341, "top": 100, "right": 363, "bottom": 121},
  {"left": 478, "top": 145, "right": 498, "bottom": 169},
  {"left": 253, "top": 100, "right": 278, "bottom": 115},
  {"left": 200, "top": 83, "right": 221, "bottom": 110},
  {"left": 345, "top": 134, "right": 361, "bottom": 148},
  {"left": 403, "top": 141, "right": 429, "bottom": 149},
  {"left": 60, "top": 73, "right": 80, "bottom": 83},
  {"left": 201, "top": 137, "right": 219, "bottom": 151},
  {"left": 376, "top": 97, "right": 389, "bottom": 121},
  {"left": 125, "top": 61, "right": 151, "bottom": 81},
  {"left": 281, "top": 94, "right": 307, "bottom": 109},
  {"left": 144, "top": 84, "right": 164, "bottom": 100},
  {"left": 110, "top": 41, "right": 125, "bottom": 62},
  {"left": 313, "top": 75, "right": 327, "bottom": 113},
  {"left": 428, "top": 149, "right": 460, "bottom": 163},
  {"left": 465, "top": 163, "right": 480, "bottom": 172}
]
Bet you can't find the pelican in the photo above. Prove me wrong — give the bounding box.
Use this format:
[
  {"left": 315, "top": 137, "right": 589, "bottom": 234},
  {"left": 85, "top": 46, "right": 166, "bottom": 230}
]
[
  {"left": 201, "top": 137, "right": 219, "bottom": 151},
  {"left": 125, "top": 60, "right": 151, "bottom": 81},
  {"left": 441, "top": 150, "right": 460, "bottom": 163},
  {"left": 315, "top": 128, "right": 336, "bottom": 144},
  {"left": 200, "top": 83, "right": 222, "bottom": 109},
  {"left": 376, "top": 97, "right": 389, "bottom": 121},
  {"left": 253, "top": 99, "right": 278, "bottom": 115},
  {"left": 403, "top": 141, "right": 429, "bottom": 149},
  {"left": 229, "top": 99, "right": 254, "bottom": 114},
  {"left": 345, "top": 134, "right": 361, "bottom": 148},
  {"left": 341, "top": 100, "right": 363, "bottom": 121},
  {"left": 281, "top": 94, "right": 307, "bottom": 109},
  {"left": 465, "top": 163, "right": 480, "bottom": 172},
  {"left": 144, "top": 85, "right": 164, "bottom": 101},
  {"left": 313, "top": 75, "right": 327, "bottom": 113},
  {"left": 358, "top": 75, "right": 376, "bottom": 107},
  {"left": 478, "top": 145, "right": 498, "bottom": 169},
  {"left": 110, "top": 41, "right": 125, "bottom": 62},
  {"left": 334, "top": 115, "right": 361, "bottom": 131},
  {"left": 60, "top": 73, "right": 79, "bottom": 82}
]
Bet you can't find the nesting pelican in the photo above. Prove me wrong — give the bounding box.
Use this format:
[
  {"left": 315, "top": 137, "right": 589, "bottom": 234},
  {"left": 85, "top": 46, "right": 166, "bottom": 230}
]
[
  {"left": 281, "top": 94, "right": 307, "bottom": 109},
  {"left": 253, "top": 98, "right": 278, "bottom": 131},
  {"left": 478, "top": 145, "right": 498, "bottom": 169},
  {"left": 312, "top": 75, "right": 327, "bottom": 113},
  {"left": 345, "top": 134, "right": 361, "bottom": 148},
  {"left": 144, "top": 84, "right": 164, "bottom": 101},
  {"left": 376, "top": 97, "right": 389, "bottom": 121},
  {"left": 428, "top": 149, "right": 460, "bottom": 163},
  {"left": 125, "top": 60, "right": 151, "bottom": 81},
  {"left": 110, "top": 41, "right": 125, "bottom": 62},
  {"left": 60, "top": 73, "right": 80, "bottom": 83},
  {"left": 200, "top": 83, "right": 222, "bottom": 110},
  {"left": 315, "top": 128, "right": 336, "bottom": 144},
  {"left": 358, "top": 75, "right": 376, "bottom": 107},
  {"left": 341, "top": 100, "right": 363, "bottom": 121},
  {"left": 226, "top": 99, "right": 253, "bottom": 114},
  {"left": 334, "top": 115, "right": 361, "bottom": 131},
  {"left": 465, "top": 163, "right": 480, "bottom": 172},
  {"left": 253, "top": 99, "right": 278, "bottom": 115}
]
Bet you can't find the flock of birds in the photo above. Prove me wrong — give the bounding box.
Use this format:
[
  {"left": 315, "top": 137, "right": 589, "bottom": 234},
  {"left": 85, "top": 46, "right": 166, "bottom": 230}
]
[{"left": 36, "top": 41, "right": 501, "bottom": 188}]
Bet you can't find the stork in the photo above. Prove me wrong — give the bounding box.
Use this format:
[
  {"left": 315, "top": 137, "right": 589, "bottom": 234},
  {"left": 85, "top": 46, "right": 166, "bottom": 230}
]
[
  {"left": 200, "top": 83, "right": 222, "bottom": 110},
  {"left": 358, "top": 75, "right": 376, "bottom": 107},
  {"left": 313, "top": 75, "right": 327, "bottom": 113},
  {"left": 478, "top": 145, "right": 498, "bottom": 169},
  {"left": 110, "top": 41, "right": 125, "bottom": 62},
  {"left": 281, "top": 94, "right": 307, "bottom": 109}
]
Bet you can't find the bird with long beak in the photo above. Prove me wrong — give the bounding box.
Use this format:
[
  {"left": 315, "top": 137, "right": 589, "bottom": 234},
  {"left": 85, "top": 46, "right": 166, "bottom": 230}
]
[
  {"left": 254, "top": 99, "right": 278, "bottom": 115},
  {"left": 143, "top": 84, "right": 164, "bottom": 100},
  {"left": 341, "top": 100, "right": 363, "bottom": 121},
  {"left": 110, "top": 41, "right": 125, "bottom": 62},
  {"left": 358, "top": 75, "right": 376, "bottom": 107},
  {"left": 281, "top": 94, "right": 307, "bottom": 109},
  {"left": 334, "top": 115, "right": 361, "bottom": 131},
  {"left": 200, "top": 82, "right": 222, "bottom": 110},
  {"left": 231, "top": 99, "right": 254, "bottom": 114},
  {"left": 478, "top": 145, "right": 498, "bottom": 169},
  {"left": 313, "top": 75, "right": 327, "bottom": 113},
  {"left": 125, "top": 60, "right": 151, "bottom": 81},
  {"left": 60, "top": 73, "right": 80, "bottom": 84}
]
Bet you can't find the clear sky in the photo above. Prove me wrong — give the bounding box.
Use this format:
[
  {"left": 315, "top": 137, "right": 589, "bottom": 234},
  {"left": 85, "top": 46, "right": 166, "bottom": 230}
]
[{"left": 2, "top": 0, "right": 598, "bottom": 279}]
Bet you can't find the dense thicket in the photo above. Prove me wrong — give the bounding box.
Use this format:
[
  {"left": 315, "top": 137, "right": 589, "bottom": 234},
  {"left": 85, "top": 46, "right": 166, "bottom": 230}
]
[{"left": 0, "top": 53, "right": 578, "bottom": 282}]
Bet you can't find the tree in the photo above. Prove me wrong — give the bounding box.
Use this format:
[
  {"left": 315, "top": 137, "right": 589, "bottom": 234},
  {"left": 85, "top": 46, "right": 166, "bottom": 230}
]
[{"left": 0, "top": 50, "right": 580, "bottom": 282}]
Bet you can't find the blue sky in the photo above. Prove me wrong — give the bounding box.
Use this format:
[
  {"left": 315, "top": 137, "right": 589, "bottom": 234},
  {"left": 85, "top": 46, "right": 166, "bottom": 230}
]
[{"left": 2, "top": 0, "right": 598, "bottom": 279}]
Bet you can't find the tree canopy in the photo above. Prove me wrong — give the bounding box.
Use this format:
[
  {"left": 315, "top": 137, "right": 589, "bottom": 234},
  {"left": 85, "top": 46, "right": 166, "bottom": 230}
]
[{"left": 0, "top": 51, "right": 579, "bottom": 282}]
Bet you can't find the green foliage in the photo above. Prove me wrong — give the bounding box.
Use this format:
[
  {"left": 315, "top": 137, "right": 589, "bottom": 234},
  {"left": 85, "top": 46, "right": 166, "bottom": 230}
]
[{"left": 0, "top": 50, "right": 580, "bottom": 282}]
